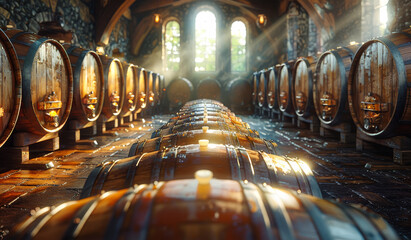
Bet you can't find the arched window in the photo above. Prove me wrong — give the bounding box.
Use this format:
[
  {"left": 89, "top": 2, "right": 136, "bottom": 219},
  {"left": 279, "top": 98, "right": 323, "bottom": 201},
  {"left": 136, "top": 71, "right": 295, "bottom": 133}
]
[
  {"left": 164, "top": 20, "right": 180, "bottom": 71},
  {"left": 195, "top": 10, "right": 216, "bottom": 72},
  {"left": 231, "top": 20, "right": 247, "bottom": 72}
]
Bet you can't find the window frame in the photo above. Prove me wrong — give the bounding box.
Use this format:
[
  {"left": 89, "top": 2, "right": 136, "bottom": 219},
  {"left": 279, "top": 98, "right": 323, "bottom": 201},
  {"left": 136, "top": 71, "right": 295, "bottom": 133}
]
[
  {"left": 162, "top": 17, "right": 181, "bottom": 72},
  {"left": 193, "top": 6, "right": 219, "bottom": 73},
  {"left": 230, "top": 18, "right": 248, "bottom": 73}
]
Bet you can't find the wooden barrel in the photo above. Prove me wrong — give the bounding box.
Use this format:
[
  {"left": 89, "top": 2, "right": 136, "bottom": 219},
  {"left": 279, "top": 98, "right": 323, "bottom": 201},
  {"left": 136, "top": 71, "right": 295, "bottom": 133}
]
[
  {"left": 64, "top": 45, "right": 104, "bottom": 127},
  {"left": 153, "top": 72, "right": 161, "bottom": 107},
  {"left": 348, "top": 32, "right": 411, "bottom": 137},
  {"left": 6, "top": 29, "right": 73, "bottom": 135},
  {"left": 183, "top": 99, "right": 224, "bottom": 107},
  {"left": 277, "top": 61, "right": 295, "bottom": 115},
  {"left": 179, "top": 104, "right": 230, "bottom": 113},
  {"left": 135, "top": 67, "right": 147, "bottom": 113},
  {"left": 252, "top": 71, "right": 260, "bottom": 107},
  {"left": 152, "top": 121, "right": 259, "bottom": 138},
  {"left": 159, "top": 74, "right": 166, "bottom": 110},
  {"left": 164, "top": 117, "right": 247, "bottom": 130},
  {"left": 291, "top": 57, "right": 316, "bottom": 118},
  {"left": 170, "top": 110, "right": 235, "bottom": 122},
  {"left": 196, "top": 78, "right": 221, "bottom": 100},
  {"left": 15, "top": 178, "right": 398, "bottom": 240},
  {"left": 168, "top": 114, "right": 243, "bottom": 125},
  {"left": 129, "top": 129, "right": 277, "bottom": 156},
  {"left": 0, "top": 29, "right": 22, "bottom": 148},
  {"left": 314, "top": 45, "right": 359, "bottom": 125},
  {"left": 266, "top": 66, "right": 279, "bottom": 110},
  {"left": 146, "top": 70, "right": 155, "bottom": 107},
  {"left": 223, "top": 77, "right": 252, "bottom": 111},
  {"left": 98, "top": 55, "right": 124, "bottom": 122},
  {"left": 120, "top": 62, "right": 138, "bottom": 117},
  {"left": 81, "top": 144, "right": 321, "bottom": 198},
  {"left": 167, "top": 77, "right": 193, "bottom": 110},
  {"left": 257, "top": 69, "right": 269, "bottom": 108}
]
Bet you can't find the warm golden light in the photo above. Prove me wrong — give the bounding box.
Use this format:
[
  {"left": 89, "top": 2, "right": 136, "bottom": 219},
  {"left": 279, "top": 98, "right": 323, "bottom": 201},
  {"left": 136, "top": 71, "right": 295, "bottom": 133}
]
[
  {"left": 256, "top": 14, "right": 267, "bottom": 28},
  {"left": 96, "top": 46, "right": 105, "bottom": 55},
  {"left": 350, "top": 41, "right": 358, "bottom": 45},
  {"left": 154, "top": 14, "right": 160, "bottom": 23},
  {"left": 199, "top": 139, "right": 209, "bottom": 148}
]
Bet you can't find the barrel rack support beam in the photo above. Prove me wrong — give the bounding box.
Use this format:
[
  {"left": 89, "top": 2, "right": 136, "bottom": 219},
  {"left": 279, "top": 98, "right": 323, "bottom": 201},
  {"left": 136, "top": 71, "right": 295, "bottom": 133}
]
[
  {"left": 355, "top": 130, "right": 411, "bottom": 165},
  {"left": 319, "top": 122, "right": 355, "bottom": 144}
]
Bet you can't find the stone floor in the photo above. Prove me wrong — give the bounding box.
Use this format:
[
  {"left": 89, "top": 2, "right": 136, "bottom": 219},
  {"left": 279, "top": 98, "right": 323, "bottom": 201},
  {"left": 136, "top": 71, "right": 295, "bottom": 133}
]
[{"left": 0, "top": 115, "right": 410, "bottom": 239}]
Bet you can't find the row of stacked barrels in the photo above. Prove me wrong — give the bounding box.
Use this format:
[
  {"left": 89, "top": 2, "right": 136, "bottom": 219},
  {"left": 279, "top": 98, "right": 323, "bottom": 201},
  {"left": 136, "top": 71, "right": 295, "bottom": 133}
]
[
  {"left": 0, "top": 28, "right": 165, "bottom": 148},
  {"left": 253, "top": 29, "right": 411, "bottom": 138},
  {"left": 12, "top": 99, "right": 399, "bottom": 239},
  {"left": 167, "top": 77, "right": 252, "bottom": 112}
]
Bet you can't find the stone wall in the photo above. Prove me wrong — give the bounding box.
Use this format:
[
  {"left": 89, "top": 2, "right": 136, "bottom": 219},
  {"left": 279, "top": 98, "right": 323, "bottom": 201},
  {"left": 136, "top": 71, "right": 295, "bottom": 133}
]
[{"left": 0, "top": 0, "right": 95, "bottom": 49}]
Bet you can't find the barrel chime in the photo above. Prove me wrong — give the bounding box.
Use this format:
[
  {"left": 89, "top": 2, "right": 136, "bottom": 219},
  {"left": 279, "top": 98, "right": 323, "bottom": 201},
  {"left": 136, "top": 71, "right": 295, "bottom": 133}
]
[{"left": 12, "top": 99, "right": 399, "bottom": 239}]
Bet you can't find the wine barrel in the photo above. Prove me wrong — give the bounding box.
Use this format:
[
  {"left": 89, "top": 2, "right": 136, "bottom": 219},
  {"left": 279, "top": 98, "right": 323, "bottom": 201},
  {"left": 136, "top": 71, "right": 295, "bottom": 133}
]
[
  {"left": 168, "top": 114, "right": 243, "bottom": 126},
  {"left": 223, "top": 77, "right": 252, "bottom": 111},
  {"left": 6, "top": 29, "right": 73, "bottom": 135},
  {"left": 135, "top": 67, "right": 147, "bottom": 113},
  {"left": 179, "top": 104, "right": 230, "bottom": 113},
  {"left": 146, "top": 70, "right": 155, "bottom": 107},
  {"left": 120, "top": 62, "right": 138, "bottom": 117},
  {"left": 167, "top": 77, "right": 193, "bottom": 110},
  {"left": 153, "top": 72, "right": 161, "bottom": 107},
  {"left": 170, "top": 111, "right": 235, "bottom": 122},
  {"left": 98, "top": 55, "right": 124, "bottom": 122},
  {"left": 258, "top": 69, "right": 269, "bottom": 108},
  {"left": 291, "top": 57, "right": 316, "bottom": 118},
  {"left": 196, "top": 78, "right": 221, "bottom": 100},
  {"left": 277, "top": 61, "right": 295, "bottom": 115},
  {"left": 15, "top": 178, "right": 398, "bottom": 240},
  {"left": 266, "top": 66, "right": 279, "bottom": 110},
  {"left": 81, "top": 144, "right": 321, "bottom": 198},
  {"left": 164, "top": 117, "right": 247, "bottom": 130},
  {"left": 64, "top": 45, "right": 104, "bottom": 127},
  {"left": 159, "top": 74, "right": 166, "bottom": 111},
  {"left": 183, "top": 99, "right": 224, "bottom": 107},
  {"left": 314, "top": 45, "right": 359, "bottom": 125},
  {"left": 348, "top": 32, "right": 411, "bottom": 137},
  {"left": 152, "top": 121, "right": 258, "bottom": 138},
  {"left": 129, "top": 129, "right": 277, "bottom": 156},
  {"left": 0, "top": 29, "right": 22, "bottom": 148},
  {"left": 252, "top": 71, "right": 260, "bottom": 107}
]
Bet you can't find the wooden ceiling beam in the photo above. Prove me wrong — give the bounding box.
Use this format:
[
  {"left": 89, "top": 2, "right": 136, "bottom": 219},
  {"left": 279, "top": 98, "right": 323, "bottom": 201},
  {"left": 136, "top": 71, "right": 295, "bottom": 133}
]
[{"left": 95, "top": 0, "right": 136, "bottom": 45}]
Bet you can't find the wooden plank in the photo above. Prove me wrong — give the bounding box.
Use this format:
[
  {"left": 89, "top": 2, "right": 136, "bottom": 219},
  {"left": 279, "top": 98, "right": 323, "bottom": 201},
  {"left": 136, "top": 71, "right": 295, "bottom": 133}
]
[{"left": 13, "top": 132, "right": 59, "bottom": 147}]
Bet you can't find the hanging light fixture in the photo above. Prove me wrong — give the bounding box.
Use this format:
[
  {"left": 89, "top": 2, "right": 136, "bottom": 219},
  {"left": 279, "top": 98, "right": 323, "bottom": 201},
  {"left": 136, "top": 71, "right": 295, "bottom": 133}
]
[
  {"left": 154, "top": 14, "right": 161, "bottom": 24},
  {"left": 256, "top": 14, "right": 267, "bottom": 28}
]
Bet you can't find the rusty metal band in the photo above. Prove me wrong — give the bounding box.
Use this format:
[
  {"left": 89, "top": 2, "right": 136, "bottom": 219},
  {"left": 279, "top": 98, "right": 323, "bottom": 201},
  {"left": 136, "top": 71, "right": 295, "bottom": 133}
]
[
  {"left": 125, "top": 153, "right": 147, "bottom": 188},
  {"left": 103, "top": 185, "right": 147, "bottom": 240},
  {"left": 62, "top": 194, "right": 103, "bottom": 240},
  {"left": 238, "top": 148, "right": 255, "bottom": 182},
  {"left": 257, "top": 184, "right": 296, "bottom": 240},
  {"left": 291, "top": 192, "right": 333, "bottom": 239},
  {"left": 259, "top": 151, "right": 279, "bottom": 185},
  {"left": 240, "top": 182, "right": 276, "bottom": 240},
  {"left": 80, "top": 162, "right": 108, "bottom": 199},
  {"left": 226, "top": 145, "right": 242, "bottom": 180}
]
